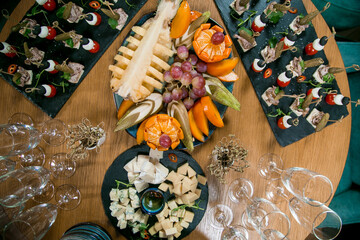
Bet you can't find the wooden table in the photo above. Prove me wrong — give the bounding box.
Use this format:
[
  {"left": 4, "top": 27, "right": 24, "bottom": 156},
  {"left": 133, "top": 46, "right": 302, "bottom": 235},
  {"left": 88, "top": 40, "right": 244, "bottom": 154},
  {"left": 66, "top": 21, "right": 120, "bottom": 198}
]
[{"left": 0, "top": 0, "right": 351, "bottom": 239}]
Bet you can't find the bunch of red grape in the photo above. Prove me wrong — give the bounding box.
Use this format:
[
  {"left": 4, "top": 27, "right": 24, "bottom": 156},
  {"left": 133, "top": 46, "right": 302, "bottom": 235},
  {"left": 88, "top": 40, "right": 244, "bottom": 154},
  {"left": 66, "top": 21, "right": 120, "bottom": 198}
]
[{"left": 162, "top": 46, "right": 207, "bottom": 110}]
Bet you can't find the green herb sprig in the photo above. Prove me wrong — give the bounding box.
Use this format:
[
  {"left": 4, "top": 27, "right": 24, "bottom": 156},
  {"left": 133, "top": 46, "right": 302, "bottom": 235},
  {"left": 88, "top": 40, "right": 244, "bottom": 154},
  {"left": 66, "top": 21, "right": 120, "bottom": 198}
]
[
  {"left": 171, "top": 200, "right": 204, "bottom": 215},
  {"left": 115, "top": 180, "right": 133, "bottom": 188}
]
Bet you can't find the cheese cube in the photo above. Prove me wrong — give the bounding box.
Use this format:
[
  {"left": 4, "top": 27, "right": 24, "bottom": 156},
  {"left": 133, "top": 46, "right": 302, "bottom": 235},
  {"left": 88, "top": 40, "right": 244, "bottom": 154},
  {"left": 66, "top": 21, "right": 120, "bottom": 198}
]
[
  {"left": 155, "top": 162, "right": 169, "bottom": 178},
  {"left": 125, "top": 205, "right": 135, "bottom": 220},
  {"left": 128, "top": 187, "right": 137, "bottom": 200},
  {"left": 187, "top": 166, "right": 196, "bottom": 178},
  {"left": 134, "top": 180, "right": 149, "bottom": 193},
  {"left": 132, "top": 224, "right": 140, "bottom": 234},
  {"left": 159, "top": 230, "right": 167, "bottom": 238},
  {"left": 122, "top": 198, "right": 130, "bottom": 206},
  {"left": 189, "top": 183, "right": 197, "bottom": 193},
  {"left": 127, "top": 172, "right": 139, "bottom": 183},
  {"left": 177, "top": 163, "right": 189, "bottom": 175},
  {"left": 197, "top": 175, "right": 207, "bottom": 185},
  {"left": 187, "top": 192, "right": 199, "bottom": 202},
  {"left": 141, "top": 160, "right": 155, "bottom": 174},
  {"left": 174, "top": 232, "right": 181, "bottom": 238},
  {"left": 118, "top": 189, "right": 129, "bottom": 203},
  {"left": 131, "top": 197, "right": 140, "bottom": 208},
  {"left": 183, "top": 211, "right": 195, "bottom": 222},
  {"left": 124, "top": 157, "right": 136, "bottom": 172},
  {"left": 133, "top": 209, "right": 142, "bottom": 222},
  {"left": 109, "top": 188, "right": 119, "bottom": 201},
  {"left": 170, "top": 216, "right": 179, "bottom": 222},
  {"left": 157, "top": 215, "right": 165, "bottom": 222},
  {"left": 148, "top": 225, "right": 157, "bottom": 235},
  {"left": 167, "top": 200, "right": 178, "bottom": 210},
  {"left": 140, "top": 213, "right": 149, "bottom": 225},
  {"left": 166, "top": 171, "right": 180, "bottom": 183},
  {"left": 134, "top": 155, "right": 149, "bottom": 172},
  {"left": 168, "top": 184, "right": 174, "bottom": 194},
  {"left": 161, "top": 218, "right": 173, "bottom": 230},
  {"left": 195, "top": 188, "right": 202, "bottom": 198},
  {"left": 163, "top": 207, "right": 169, "bottom": 218},
  {"left": 190, "top": 176, "right": 198, "bottom": 185},
  {"left": 168, "top": 236, "right": 174, "bottom": 240},
  {"left": 173, "top": 182, "right": 182, "bottom": 196},
  {"left": 174, "top": 222, "right": 183, "bottom": 234},
  {"left": 177, "top": 208, "right": 186, "bottom": 218},
  {"left": 139, "top": 171, "right": 155, "bottom": 183},
  {"left": 165, "top": 227, "right": 177, "bottom": 236},
  {"left": 154, "top": 222, "right": 163, "bottom": 231},
  {"left": 175, "top": 197, "right": 183, "bottom": 205},
  {"left": 180, "top": 220, "right": 189, "bottom": 228},
  {"left": 117, "top": 213, "right": 127, "bottom": 229},
  {"left": 177, "top": 173, "right": 186, "bottom": 181},
  {"left": 112, "top": 206, "right": 126, "bottom": 218},
  {"left": 109, "top": 201, "right": 121, "bottom": 212},
  {"left": 158, "top": 182, "right": 169, "bottom": 192},
  {"left": 149, "top": 148, "right": 163, "bottom": 160}
]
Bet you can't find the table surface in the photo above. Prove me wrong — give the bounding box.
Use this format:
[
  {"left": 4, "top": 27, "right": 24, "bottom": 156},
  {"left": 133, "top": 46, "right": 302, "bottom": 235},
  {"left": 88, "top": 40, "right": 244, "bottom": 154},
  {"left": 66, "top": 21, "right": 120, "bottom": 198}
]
[{"left": 0, "top": 0, "right": 351, "bottom": 239}]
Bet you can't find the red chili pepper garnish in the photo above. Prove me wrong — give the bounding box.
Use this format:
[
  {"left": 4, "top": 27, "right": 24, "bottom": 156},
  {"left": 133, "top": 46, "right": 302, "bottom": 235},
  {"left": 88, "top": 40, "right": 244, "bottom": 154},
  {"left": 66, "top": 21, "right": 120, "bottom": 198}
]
[
  {"left": 89, "top": 1, "right": 101, "bottom": 9},
  {"left": 168, "top": 153, "right": 177, "bottom": 163},
  {"left": 7, "top": 64, "right": 17, "bottom": 74},
  {"left": 143, "top": 230, "right": 150, "bottom": 239},
  {"left": 297, "top": 75, "right": 306, "bottom": 83},
  {"left": 288, "top": 8, "right": 298, "bottom": 14},
  {"left": 264, "top": 68, "right": 272, "bottom": 78}
]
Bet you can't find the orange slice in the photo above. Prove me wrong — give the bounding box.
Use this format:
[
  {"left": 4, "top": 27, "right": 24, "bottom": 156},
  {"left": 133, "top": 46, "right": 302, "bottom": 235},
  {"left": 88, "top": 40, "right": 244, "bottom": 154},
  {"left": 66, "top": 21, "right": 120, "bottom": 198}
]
[
  {"left": 201, "top": 96, "right": 224, "bottom": 127},
  {"left": 206, "top": 57, "right": 239, "bottom": 76},
  {"left": 192, "top": 101, "right": 209, "bottom": 136},
  {"left": 117, "top": 99, "right": 134, "bottom": 120},
  {"left": 188, "top": 108, "right": 205, "bottom": 142},
  {"left": 218, "top": 71, "right": 240, "bottom": 82},
  {"left": 170, "top": 0, "right": 191, "bottom": 38}
]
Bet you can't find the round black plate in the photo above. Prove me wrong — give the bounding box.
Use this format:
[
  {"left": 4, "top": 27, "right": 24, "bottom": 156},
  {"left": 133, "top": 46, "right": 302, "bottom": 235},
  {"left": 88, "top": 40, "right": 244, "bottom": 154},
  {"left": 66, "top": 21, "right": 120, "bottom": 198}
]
[{"left": 101, "top": 144, "right": 209, "bottom": 239}]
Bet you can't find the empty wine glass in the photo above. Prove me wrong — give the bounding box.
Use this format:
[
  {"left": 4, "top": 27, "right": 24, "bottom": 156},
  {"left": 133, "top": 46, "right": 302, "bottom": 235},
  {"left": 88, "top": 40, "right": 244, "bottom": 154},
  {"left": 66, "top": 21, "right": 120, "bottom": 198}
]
[
  {"left": 2, "top": 203, "right": 58, "bottom": 240},
  {"left": 33, "top": 180, "right": 55, "bottom": 203},
  {"left": 18, "top": 146, "right": 46, "bottom": 168},
  {"left": 0, "top": 124, "right": 42, "bottom": 158},
  {"left": 55, "top": 184, "right": 81, "bottom": 211},
  {"left": 258, "top": 153, "right": 333, "bottom": 206},
  {"left": 208, "top": 204, "right": 249, "bottom": 240},
  {"left": 49, "top": 153, "right": 76, "bottom": 179},
  {"left": 0, "top": 166, "right": 51, "bottom": 208},
  {"left": 0, "top": 158, "right": 16, "bottom": 176},
  {"left": 289, "top": 197, "right": 342, "bottom": 240}
]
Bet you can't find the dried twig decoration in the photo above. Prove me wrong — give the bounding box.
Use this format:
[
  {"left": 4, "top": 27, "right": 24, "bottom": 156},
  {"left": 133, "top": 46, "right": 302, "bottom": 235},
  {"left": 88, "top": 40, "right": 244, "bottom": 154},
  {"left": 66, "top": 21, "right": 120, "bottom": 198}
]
[
  {"left": 66, "top": 118, "right": 105, "bottom": 161},
  {"left": 207, "top": 134, "right": 250, "bottom": 184}
]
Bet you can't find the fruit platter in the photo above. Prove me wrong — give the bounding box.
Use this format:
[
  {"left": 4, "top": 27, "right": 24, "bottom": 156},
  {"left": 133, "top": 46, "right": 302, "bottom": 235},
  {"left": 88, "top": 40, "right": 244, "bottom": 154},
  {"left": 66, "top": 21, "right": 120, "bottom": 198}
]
[
  {"left": 109, "top": 0, "right": 242, "bottom": 152},
  {"left": 0, "top": 0, "right": 148, "bottom": 117},
  {"left": 213, "top": 0, "right": 349, "bottom": 146},
  {"left": 101, "top": 144, "right": 208, "bottom": 239}
]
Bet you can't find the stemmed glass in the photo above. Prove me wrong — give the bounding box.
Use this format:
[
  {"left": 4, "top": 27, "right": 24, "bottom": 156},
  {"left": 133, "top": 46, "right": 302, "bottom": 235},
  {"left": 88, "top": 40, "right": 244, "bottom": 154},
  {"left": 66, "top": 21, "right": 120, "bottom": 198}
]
[
  {"left": 2, "top": 203, "right": 58, "bottom": 240},
  {"left": 49, "top": 153, "right": 76, "bottom": 179},
  {"left": 228, "top": 178, "right": 291, "bottom": 239},
  {"left": 258, "top": 153, "right": 333, "bottom": 206},
  {"left": 208, "top": 204, "right": 249, "bottom": 240},
  {"left": 0, "top": 158, "right": 16, "bottom": 176}
]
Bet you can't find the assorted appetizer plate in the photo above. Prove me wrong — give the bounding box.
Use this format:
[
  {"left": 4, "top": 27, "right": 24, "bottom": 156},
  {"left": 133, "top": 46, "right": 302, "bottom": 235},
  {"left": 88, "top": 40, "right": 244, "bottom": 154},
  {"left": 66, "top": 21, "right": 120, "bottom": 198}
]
[
  {"left": 0, "top": 0, "right": 147, "bottom": 117},
  {"left": 214, "top": 0, "right": 348, "bottom": 146},
  {"left": 113, "top": 13, "right": 235, "bottom": 150},
  {"left": 101, "top": 144, "right": 209, "bottom": 239}
]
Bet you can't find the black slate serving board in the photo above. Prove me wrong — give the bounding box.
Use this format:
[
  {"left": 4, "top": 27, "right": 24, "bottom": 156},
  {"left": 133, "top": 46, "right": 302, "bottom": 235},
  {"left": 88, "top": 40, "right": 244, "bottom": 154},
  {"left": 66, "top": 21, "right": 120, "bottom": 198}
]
[
  {"left": 0, "top": 0, "right": 147, "bottom": 118},
  {"left": 101, "top": 144, "right": 209, "bottom": 240},
  {"left": 214, "top": 0, "right": 348, "bottom": 146}
]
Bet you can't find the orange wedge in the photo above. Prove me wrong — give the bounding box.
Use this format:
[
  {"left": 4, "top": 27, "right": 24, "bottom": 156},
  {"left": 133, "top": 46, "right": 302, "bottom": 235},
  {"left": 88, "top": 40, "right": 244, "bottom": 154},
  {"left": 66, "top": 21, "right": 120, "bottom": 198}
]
[
  {"left": 188, "top": 108, "right": 205, "bottom": 142},
  {"left": 170, "top": 0, "right": 191, "bottom": 38},
  {"left": 218, "top": 71, "right": 240, "bottom": 82},
  {"left": 117, "top": 99, "right": 135, "bottom": 120},
  {"left": 201, "top": 96, "right": 224, "bottom": 127},
  {"left": 190, "top": 10, "right": 202, "bottom": 22},
  {"left": 206, "top": 57, "right": 239, "bottom": 76},
  {"left": 136, "top": 119, "right": 148, "bottom": 144},
  {"left": 192, "top": 101, "right": 209, "bottom": 136}
]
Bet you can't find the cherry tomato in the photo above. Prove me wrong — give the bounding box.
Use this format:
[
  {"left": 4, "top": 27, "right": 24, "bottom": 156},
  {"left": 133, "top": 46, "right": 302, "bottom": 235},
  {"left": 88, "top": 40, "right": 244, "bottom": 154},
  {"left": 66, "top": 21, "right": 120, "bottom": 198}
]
[
  {"left": 89, "top": 40, "right": 100, "bottom": 53},
  {"left": 307, "top": 89, "right": 318, "bottom": 100},
  {"left": 7, "top": 64, "right": 17, "bottom": 74},
  {"left": 305, "top": 43, "right": 318, "bottom": 55},
  {"left": 325, "top": 94, "right": 336, "bottom": 105},
  {"left": 48, "top": 60, "right": 59, "bottom": 74},
  {"left": 251, "top": 21, "right": 265, "bottom": 33},
  {"left": 263, "top": 68, "right": 272, "bottom": 78},
  {"left": 277, "top": 78, "right": 290, "bottom": 88},
  {"left": 277, "top": 117, "right": 288, "bottom": 129},
  {"left": 280, "top": 37, "right": 290, "bottom": 50},
  {"left": 46, "top": 26, "right": 57, "bottom": 40},
  {"left": 89, "top": 1, "right": 101, "bottom": 9},
  {"left": 93, "top": 12, "right": 102, "bottom": 26},
  {"left": 5, "top": 46, "right": 16, "bottom": 58},
  {"left": 288, "top": 8, "right": 298, "bottom": 14},
  {"left": 297, "top": 75, "right": 306, "bottom": 83},
  {"left": 43, "top": 0, "right": 56, "bottom": 11}
]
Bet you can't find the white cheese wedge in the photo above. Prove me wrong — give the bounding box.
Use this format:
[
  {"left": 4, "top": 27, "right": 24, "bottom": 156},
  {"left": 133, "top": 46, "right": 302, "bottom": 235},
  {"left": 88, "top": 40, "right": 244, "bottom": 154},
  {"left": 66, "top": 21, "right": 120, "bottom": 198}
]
[
  {"left": 124, "top": 157, "right": 136, "bottom": 172},
  {"left": 149, "top": 148, "right": 164, "bottom": 160},
  {"left": 134, "top": 180, "right": 149, "bottom": 193},
  {"left": 127, "top": 172, "right": 139, "bottom": 184}
]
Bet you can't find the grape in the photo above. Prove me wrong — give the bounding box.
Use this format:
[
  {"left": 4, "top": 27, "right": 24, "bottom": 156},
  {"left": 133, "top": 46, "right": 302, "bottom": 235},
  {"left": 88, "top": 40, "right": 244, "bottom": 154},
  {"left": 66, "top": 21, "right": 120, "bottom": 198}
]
[
  {"left": 177, "top": 46, "right": 189, "bottom": 60},
  {"left": 181, "top": 61, "right": 192, "bottom": 72},
  {"left": 196, "top": 61, "right": 207, "bottom": 73},
  {"left": 173, "top": 62, "right": 182, "bottom": 68},
  {"left": 192, "top": 75, "right": 205, "bottom": 89},
  {"left": 163, "top": 70, "right": 173, "bottom": 83},
  {"left": 159, "top": 134, "right": 172, "bottom": 148},
  {"left": 180, "top": 72, "right": 192, "bottom": 86},
  {"left": 180, "top": 86, "right": 189, "bottom": 99},
  {"left": 172, "top": 88, "right": 183, "bottom": 101},
  {"left": 174, "top": 55, "right": 182, "bottom": 63},
  {"left": 211, "top": 31, "right": 225, "bottom": 45},
  {"left": 190, "top": 69, "right": 200, "bottom": 78},
  {"left": 187, "top": 54, "right": 198, "bottom": 66},
  {"left": 170, "top": 66, "right": 183, "bottom": 80},
  {"left": 189, "top": 90, "right": 198, "bottom": 100},
  {"left": 183, "top": 97, "right": 195, "bottom": 110},
  {"left": 193, "top": 86, "right": 206, "bottom": 97},
  {"left": 163, "top": 91, "right": 173, "bottom": 103}
]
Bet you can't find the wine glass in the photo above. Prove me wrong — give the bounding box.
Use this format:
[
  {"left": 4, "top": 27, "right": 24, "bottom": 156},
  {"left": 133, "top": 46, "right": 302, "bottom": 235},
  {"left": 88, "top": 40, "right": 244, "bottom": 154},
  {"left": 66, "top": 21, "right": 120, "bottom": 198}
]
[
  {"left": 0, "top": 124, "right": 42, "bottom": 158},
  {"left": 258, "top": 153, "right": 333, "bottom": 206},
  {"left": 32, "top": 180, "right": 55, "bottom": 203},
  {"left": 18, "top": 146, "right": 46, "bottom": 168},
  {"left": 0, "top": 158, "right": 16, "bottom": 176},
  {"left": 289, "top": 197, "right": 342, "bottom": 240},
  {"left": 2, "top": 203, "right": 58, "bottom": 240},
  {"left": 49, "top": 153, "right": 76, "bottom": 179},
  {"left": 208, "top": 204, "right": 249, "bottom": 240},
  {"left": 54, "top": 184, "right": 81, "bottom": 211},
  {"left": 0, "top": 166, "right": 51, "bottom": 208}
]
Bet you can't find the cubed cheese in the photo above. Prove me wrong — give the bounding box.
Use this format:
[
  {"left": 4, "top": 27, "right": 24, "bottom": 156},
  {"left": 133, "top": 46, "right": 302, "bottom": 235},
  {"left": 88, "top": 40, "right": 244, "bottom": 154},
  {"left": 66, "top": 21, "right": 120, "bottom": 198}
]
[
  {"left": 167, "top": 236, "right": 174, "bottom": 240},
  {"left": 133, "top": 209, "right": 142, "bottom": 222},
  {"left": 157, "top": 215, "right": 165, "bottom": 222},
  {"left": 131, "top": 196, "right": 140, "bottom": 208},
  {"left": 134, "top": 180, "right": 149, "bottom": 193},
  {"left": 139, "top": 171, "right": 155, "bottom": 183},
  {"left": 151, "top": 171, "right": 166, "bottom": 184},
  {"left": 109, "top": 188, "right": 119, "bottom": 201},
  {"left": 128, "top": 187, "right": 137, "bottom": 200},
  {"left": 175, "top": 197, "right": 183, "bottom": 205},
  {"left": 132, "top": 224, "right": 140, "bottom": 234},
  {"left": 155, "top": 162, "right": 169, "bottom": 178},
  {"left": 112, "top": 206, "right": 126, "bottom": 218},
  {"left": 140, "top": 213, "right": 149, "bottom": 225},
  {"left": 124, "top": 157, "right": 136, "bottom": 172},
  {"left": 165, "top": 227, "right": 177, "bottom": 236},
  {"left": 168, "top": 184, "right": 174, "bottom": 194},
  {"left": 197, "top": 175, "right": 207, "bottom": 185},
  {"left": 125, "top": 205, "right": 135, "bottom": 220},
  {"left": 195, "top": 188, "right": 202, "bottom": 198},
  {"left": 118, "top": 189, "right": 129, "bottom": 203},
  {"left": 177, "top": 163, "right": 189, "bottom": 175},
  {"left": 141, "top": 161, "right": 155, "bottom": 174},
  {"left": 187, "top": 166, "right": 196, "bottom": 178},
  {"left": 160, "top": 219, "right": 172, "bottom": 230},
  {"left": 189, "top": 183, "right": 197, "bottom": 193},
  {"left": 154, "top": 222, "right": 163, "bottom": 232},
  {"left": 159, "top": 230, "right": 167, "bottom": 238},
  {"left": 149, "top": 148, "right": 163, "bottom": 160},
  {"left": 183, "top": 211, "right": 194, "bottom": 222},
  {"left": 190, "top": 176, "right": 198, "bottom": 185},
  {"left": 116, "top": 213, "right": 127, "bottom": 229},
  {"left": 167, "top": 200, "right": 178, "bottom": 210},
  {"left": 158, "top": 182, "right": 169, "bottom": 192},
  {"left": 187, "top": 192, "right": 199, "bottom": 202},
  {"left": 127, "top": 172, "right": 139, "bottom": 183},
  {"left": 177, "top": 208, "right": 186, "bottom": 218},
  {"left": 109, "top": 201, "right": 121, "bottom": 212},
  {"left": 180, "top": 220, "right": 189, "bottom": 228},
  {"left": 169, "top": 216, "right": 179, "bottom": 222},
  {"left": 174, "top": 222, "right": 183, "bottom": 233},
  {"left": 172, "top": 182, "right": 182, "bottom": 196},
  {"left": 122, "top": 198, "right": 130, "bottom": 206},
  {"left": 148, "top": 225, "right": 157, "bottom": 235},
  {"left": 166, "top": 171, "right": 179, "bottom": 183}
]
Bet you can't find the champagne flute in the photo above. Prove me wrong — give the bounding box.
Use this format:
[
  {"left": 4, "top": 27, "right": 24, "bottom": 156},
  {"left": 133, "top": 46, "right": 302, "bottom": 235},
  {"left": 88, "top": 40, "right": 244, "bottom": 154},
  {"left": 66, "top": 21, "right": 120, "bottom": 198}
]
[
  {"left": 0, "top": 158, "right": 16, "bottom": 176},
  {"left": 258, "top": 153, "right": 333, "bottom": 206},
  {"left": 289, "top": 197, "right": 342, "bottom": 240},
  {"left": 2, "top": 203, "right": 58, "bottom": 240}
]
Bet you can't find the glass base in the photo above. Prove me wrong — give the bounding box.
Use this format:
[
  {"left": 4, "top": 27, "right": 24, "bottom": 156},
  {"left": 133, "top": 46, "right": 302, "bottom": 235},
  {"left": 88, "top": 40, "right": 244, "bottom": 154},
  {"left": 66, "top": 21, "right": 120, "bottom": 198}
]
[
  {"left": 18, "top": 146, "right": 45, "bottom": 168},
  {"left": 258, "top": 153, "right": 283, "bottom": 180},
  {"left": 33, "top": 180, "right": 55, "bottom": 203},
  {"left": 41, "top": 119, "right": 67, "bottom": 146},
  {"left": 50, "top": 153, "right": 76, "bottom": 179},
  {"left": 228, "top": 178, "right": 254, "bottom": 204},
  {"left": 208, "top": 204, "right": 233, "bottom": 229},
  {"left": 55, "top": 184, "right": 81, "bottom": 211}
]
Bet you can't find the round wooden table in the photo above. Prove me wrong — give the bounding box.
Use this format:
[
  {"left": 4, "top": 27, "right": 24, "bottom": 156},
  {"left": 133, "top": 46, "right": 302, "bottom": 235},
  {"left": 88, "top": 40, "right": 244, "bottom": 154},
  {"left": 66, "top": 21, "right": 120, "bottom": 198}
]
[{"left": 0, "top": 0, "right": 351, "bottom": 239}]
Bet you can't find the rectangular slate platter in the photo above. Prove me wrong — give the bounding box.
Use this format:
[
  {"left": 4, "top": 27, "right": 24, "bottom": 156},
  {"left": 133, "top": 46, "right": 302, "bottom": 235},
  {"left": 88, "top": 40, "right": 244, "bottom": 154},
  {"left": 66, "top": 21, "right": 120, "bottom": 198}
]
[
  {"left": 0, "top": 0, "right": 147, "bottom": 118},
  {"left": 214, "top": 0, "right": 349, "bottom": 147}
]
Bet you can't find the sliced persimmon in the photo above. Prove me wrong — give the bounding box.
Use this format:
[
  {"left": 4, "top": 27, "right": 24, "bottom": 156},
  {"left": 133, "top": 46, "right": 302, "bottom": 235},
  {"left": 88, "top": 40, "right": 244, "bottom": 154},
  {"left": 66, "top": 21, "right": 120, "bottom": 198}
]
[
  {"left": 190, "top": 10, "right": 202, "bottom": 22},
  {"left": 207, "top": 57, "right": 239, "bottom": 76},
  {"left": 117, "top": 99, "right": 135, "bottom": 120},
  {"left": 201, "top": 96, "right": 224, "bottom": 128},
  {"left": 192, "top": 101, "right": 209, "bottom": 136},
  {"left": 170, "top": 0, "right": 191, "bottom": 38},
  {"left": 188, "top": 108, "right": 205, "bottom": 142},
  {"left": 218, "top": 71, "right": 240, "bottom": 82},
  {"left": 136, "top": 119, "right": 148, "bottom": 144}
]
